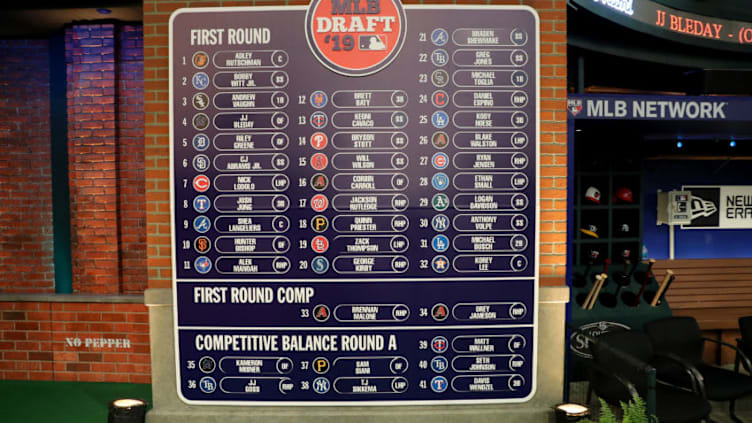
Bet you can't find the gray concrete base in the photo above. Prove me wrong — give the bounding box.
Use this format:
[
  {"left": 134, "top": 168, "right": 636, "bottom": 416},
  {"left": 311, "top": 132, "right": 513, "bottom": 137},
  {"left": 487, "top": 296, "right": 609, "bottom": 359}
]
[{"left": 145, "top": 287, "right": 569, "bottom": 423}]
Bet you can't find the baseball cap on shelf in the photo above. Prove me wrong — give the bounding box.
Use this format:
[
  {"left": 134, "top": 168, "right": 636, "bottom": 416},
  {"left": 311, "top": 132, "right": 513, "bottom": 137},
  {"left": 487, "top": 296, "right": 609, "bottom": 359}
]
[
  {"left": 584, "top": 186, "right": 601, "bottom": 204},
  {"left": 580, "top": 224, "right": 599, "bottom": 239},
  {"left": 613, "top": 187, "right": 633, "bottom": 204}
]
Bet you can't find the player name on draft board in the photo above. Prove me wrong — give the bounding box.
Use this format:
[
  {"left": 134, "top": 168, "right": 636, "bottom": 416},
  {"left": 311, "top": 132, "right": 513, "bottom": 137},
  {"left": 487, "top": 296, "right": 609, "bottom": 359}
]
[
  {"left": 331, "top": 153, "right": 409, "bottom": 170},
  {"left": 213, "top": 133, "right": 290, "bottom": 151},
  {"left": 213, "top": 71, "right": 289, "bottom": 89},
  {"left": 213, "top": 50, "right": 289, "bottom": 68},
  {"left": 453, "top": 132, "right": 528, "bottom": 149},
  {"left": 212, "top": 174, "right": 290, "bottom": 192},
  {"left": 452, "top": 50, "right": 528, "bottom": 68},
  {"left": 453, "top": 70, "right": 528, "bottom": 87},
  {"left": 453, "top": 111, "right": 529, "bottom": 129},
  {"left": 213, "top": 92, "right": 289, "bottom": 109},
  {"left": 212, "top": 154, "right": 289, "bottom": 172},
  {"left": 213, "top": 113, "right": 289, "bottom": 130},
  {"left": 453, "top": 91, "right": 528, "bottom": 108},
  {"left": 331, "top": 173, "right": 408, "bottom": 191},
  {"left": 453, "top": 172, "right": 528, "bottom": 190},
  {"left": 330, "top": 90, "right": 408, "bottom": 108},
  {"left": 331, "top": 132, "right": 408, "bottom": 149}
]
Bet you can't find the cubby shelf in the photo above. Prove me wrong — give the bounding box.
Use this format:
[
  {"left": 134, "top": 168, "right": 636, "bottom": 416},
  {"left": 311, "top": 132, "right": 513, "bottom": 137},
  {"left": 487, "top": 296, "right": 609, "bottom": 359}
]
[{"left": 574, "top": 160, "right": 643, "bottom": 266}]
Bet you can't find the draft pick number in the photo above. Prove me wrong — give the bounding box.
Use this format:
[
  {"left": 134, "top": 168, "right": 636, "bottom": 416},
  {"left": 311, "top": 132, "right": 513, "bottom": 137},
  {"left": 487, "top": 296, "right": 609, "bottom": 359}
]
[{"left": 305, "top": 0, "right": 407, "bottom": 76}]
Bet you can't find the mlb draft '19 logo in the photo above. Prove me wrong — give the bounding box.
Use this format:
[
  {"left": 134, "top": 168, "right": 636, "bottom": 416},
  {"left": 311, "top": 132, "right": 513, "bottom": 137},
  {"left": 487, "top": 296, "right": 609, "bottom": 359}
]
[{"left": 305, "top": 0, "right": 407, "bottom": 76}]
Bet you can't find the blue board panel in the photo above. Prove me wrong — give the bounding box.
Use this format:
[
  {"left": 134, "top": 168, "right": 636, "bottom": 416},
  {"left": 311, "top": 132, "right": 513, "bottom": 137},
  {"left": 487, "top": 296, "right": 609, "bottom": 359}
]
[{"left": 170, "top": 4, "right": 539, "bottom": 404}]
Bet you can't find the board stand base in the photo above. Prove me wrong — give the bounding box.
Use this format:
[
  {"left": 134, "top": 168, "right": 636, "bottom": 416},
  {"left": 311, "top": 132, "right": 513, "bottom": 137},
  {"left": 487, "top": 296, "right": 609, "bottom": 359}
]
[{"left": 144, "top": 287, "right": 569, "bottom": 422}]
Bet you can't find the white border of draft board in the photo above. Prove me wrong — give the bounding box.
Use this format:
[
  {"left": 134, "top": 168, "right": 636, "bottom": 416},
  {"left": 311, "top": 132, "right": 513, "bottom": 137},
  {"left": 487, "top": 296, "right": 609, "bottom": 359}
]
[{"left": 169, "top": 4, "right": 540, "bottom": 406}]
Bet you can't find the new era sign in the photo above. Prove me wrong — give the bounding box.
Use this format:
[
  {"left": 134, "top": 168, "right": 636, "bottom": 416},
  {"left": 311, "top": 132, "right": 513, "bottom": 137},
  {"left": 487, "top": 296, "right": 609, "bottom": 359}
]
[{"left": 682, "top": 185, "right": 752, "bottom": 229}]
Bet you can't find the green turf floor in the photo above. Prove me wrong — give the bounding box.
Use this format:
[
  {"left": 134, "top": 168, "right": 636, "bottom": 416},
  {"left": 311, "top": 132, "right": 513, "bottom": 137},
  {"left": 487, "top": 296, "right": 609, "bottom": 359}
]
[{"left": 0, "top": 380, "right": 152, "bottom": 422}]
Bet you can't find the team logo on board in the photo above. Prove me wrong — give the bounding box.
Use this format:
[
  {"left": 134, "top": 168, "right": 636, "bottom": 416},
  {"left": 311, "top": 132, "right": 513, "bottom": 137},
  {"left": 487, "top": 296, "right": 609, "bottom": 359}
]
[
  {"left": 192, "top": 133, "right": 210, "bottom": 151},
  {"left": 431, "top": 336, "right": 448, "bottom": 353},
  {"left": 431, "top": 173, "right": 449, "bottom": 190},
  {"left": 432, "top": 152, "right": 449, "bottom": 170},
  {"left": 193, "top": 216, "right": 211, "bottom": 233},
  {"left": 313, "top": 357, "right": 330, "bottom": 374},
  {"left": 431, "top": 28, "right": 448, "bottom": 46},
  {"left": 192, "top": 72, "right": 209, "bottom": 90},
  {"left": 194, "top": 236, "right": 211, "bottom": 254},
  {"left": 431, "top": 90, "right": 448, "bottom": 108},
  {"left": 311, "top": 194, "right": 329, "bottom": 212},
  {"left": 304, "top": 0, "right": 407, "bottom": 76},
  {"left": 431, "top": 356, "right": 448, "bottom": 373},
  {"left": 311, "top": 235, "right": 330, "bottom": 253},
  {"left": 313, "top": 304, "right": 331, "bottom": 322},
  {"left": 192, "top": 93, "right": 210, "bottom": 110},
  {"left": 311, "top": 173, "right": 329, "bottom": 191},
  {"left": 431, "top": 376, "right": 448, "bottom": 393},
  {"left": 311, "top": 111, "right": 328, "bottom": 129},
  {"left": 312, "top": 215, "right": 329, "bottom": 232},
  {"left": 193, "top": 175, "right": 210, "bottom": 192},
  {"left": 192, "top": 154, "right": 210, "bottom": 172},
  {"left": 311, "top": 256, "right": 330, "bottom": 274},
  {"left": 311, "top": 132, "right": 328, "bottom": 150},
  {"left": 192, "top": 51, "right": 209, "bottom": 69},
  {"left": 430, "top": 49, "right": 449, "bottom": 67},
  {"left": 432, "top": 193, "right": 449, "bottom": 211},
  {"left": 432, "top": 132, "right": 448, "bottom": 149},
  {"left": 194, "top": 256, "right": 212, "bottom": 274},
  {"left": 312, "top": 377, "right": 330, "bottom": 394},
  {"left": 431, "top": 235, "right": 449, "bottom": 253},
  {"left": 199, "top": 376, "right": 216, "bottom": 393},
  {"left": 431, "top": 111, "right": 448, "bottom": 129},
  {"left": 431, "top": 255, "right": 449, "bottom": 273},
  {"left": 311, "top": 153, "right": 329, "bottom": 171},
  {"left": 193, "top": 195, "right": 211, "bottom": 213},
  {"left": 310, "top": 91, "right": 328, "bottom": 108}
]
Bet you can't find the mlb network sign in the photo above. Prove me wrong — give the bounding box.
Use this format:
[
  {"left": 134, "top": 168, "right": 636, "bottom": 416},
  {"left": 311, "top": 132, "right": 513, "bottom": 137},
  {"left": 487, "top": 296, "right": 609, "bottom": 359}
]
[
  {"left": 682, "top": 185, "right": 752, "bottom": 229},
  {"left": 568, "top": 97, "right": 728, "bottom": 120}
]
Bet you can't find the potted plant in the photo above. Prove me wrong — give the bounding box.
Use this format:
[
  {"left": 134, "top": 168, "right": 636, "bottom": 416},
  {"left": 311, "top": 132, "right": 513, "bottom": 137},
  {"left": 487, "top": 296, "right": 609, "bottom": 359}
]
[{"left": 580, "top": 396, "right": 653, "bottom": 423}]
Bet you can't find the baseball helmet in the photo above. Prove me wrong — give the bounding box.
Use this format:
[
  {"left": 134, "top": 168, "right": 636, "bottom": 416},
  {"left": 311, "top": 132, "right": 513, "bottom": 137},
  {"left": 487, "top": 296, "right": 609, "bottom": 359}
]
[
  {"left": 619, "top": 223, "right": 630, "bottom": 233},
  {"left": 613, "top": 187, "right": 633, "bottom": 203},
  {"left": 584, "top": 186, "right": 601, "bottom": 204},
  {"left": 580, "top": 224, "right": 599, "bottom": 239}
]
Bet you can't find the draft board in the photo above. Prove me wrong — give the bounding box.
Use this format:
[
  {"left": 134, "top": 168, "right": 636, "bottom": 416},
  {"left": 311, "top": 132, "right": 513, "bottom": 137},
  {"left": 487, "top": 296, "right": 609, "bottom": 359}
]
[{"left": 169, "top": 3, "right": 539, "bottom": 405}]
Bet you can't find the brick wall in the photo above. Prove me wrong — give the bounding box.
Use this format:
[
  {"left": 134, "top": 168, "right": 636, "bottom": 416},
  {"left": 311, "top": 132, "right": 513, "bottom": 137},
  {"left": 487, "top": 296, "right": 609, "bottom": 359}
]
[
  {"left": 117, "top": 26, "right": 148, "bottom": 294},
  {"left": 66, "top": 24, "right": 147, "bottom": 294},
  {"left": 0, "top": 40, "right": 55, "bottom": 293},
  {"left": 0, "top": 27, "right": 150, "bottom": 384},
  {"left": 0, "top": 301, "right": 150, "bottom": 382},
  {"left": 143, "top": 0, "right": 568, "bottom": 287}
]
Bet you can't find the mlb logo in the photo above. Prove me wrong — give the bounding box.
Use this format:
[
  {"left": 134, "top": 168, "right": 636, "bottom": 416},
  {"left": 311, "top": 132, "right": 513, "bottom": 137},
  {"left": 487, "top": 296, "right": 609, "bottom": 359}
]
[
  {"left": 568, "top": 99, "right": 583, "bottom": 116},
  {"left": 359, "top": 35, "right": 387, "bottom": 51}
]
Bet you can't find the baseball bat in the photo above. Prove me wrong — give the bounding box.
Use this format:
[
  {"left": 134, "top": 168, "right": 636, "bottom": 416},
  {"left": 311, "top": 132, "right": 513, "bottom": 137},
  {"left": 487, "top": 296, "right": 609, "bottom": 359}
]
[
  {"left": 615, "top": 252, "right": 639, "bottom": 286},
  {"left": 655, "top": 273, "right": 676, "bottom": 306},
  {"left": 612, "top": 260, "right": 630, "bottom": 295},
  {"left": 650, "top": 270, "right": 675, "bottom": 307},
  {"left": 593, "top": 258, "right": 611, "bottom": 284},
  {"left": 587, "top": 273, "right": 608, "bottom": 310},
  {"left": 632, "top": 259, "right": 656, "bottom": 307},
  {"left": 582, "top": 274, "right": 602, "bottom": 310}
]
